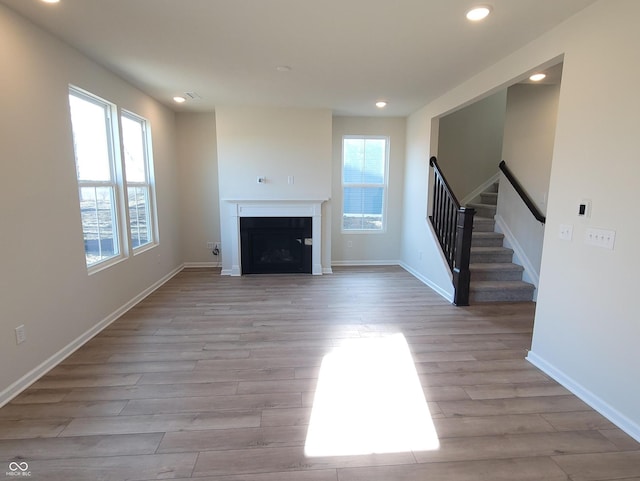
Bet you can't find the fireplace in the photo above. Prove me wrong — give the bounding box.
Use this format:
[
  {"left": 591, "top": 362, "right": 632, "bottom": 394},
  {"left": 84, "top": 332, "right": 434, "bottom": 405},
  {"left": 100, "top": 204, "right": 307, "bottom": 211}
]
[
  {"left": 240, "top": 217, "right": 312, "bottom": 274},
  {"left": 224, "top": 200, "right": 325, "bottom": 276}
]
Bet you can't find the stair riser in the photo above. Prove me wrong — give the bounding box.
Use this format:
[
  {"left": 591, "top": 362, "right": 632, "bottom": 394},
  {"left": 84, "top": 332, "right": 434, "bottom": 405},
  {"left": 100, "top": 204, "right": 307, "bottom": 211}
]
[
  {"left": 471, "top": 251, "right": 513, "bottom": 263},
  {"left": 471, "top": 237, "right": 504, "bottom": 247},
  {"left": 471, "top": 270, "right": 524, "bottom": 281},
  {"left": 473, "top": 206, "right": 497, "bottom": 218},
  {"left": 480, "top": 193, "right": 498, "bottom": 205},
  {"left": 470, "top": 288, "right": 535, "bottom": 303},
  {"left": 473, "top": 220, "right": 495, "bottom": 232},
  {"left": 485, "top": 183, "right": 499, "bottom": 194}
]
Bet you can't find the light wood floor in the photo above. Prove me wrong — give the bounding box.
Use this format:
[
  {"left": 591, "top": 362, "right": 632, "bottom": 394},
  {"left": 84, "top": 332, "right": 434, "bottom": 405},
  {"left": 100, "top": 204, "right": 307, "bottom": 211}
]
[{"left": 1, "top": 266, "right": 638, "bottom": 480}]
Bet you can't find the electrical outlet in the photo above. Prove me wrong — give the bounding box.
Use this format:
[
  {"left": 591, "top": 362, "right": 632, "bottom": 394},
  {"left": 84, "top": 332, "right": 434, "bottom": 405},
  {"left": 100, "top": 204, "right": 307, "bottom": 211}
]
[
  {"left": 15, "top": 325, "right": 26, "bottom": 344},
  {"left": 207, "top": 242, "right": 214, "bottom": 250}
]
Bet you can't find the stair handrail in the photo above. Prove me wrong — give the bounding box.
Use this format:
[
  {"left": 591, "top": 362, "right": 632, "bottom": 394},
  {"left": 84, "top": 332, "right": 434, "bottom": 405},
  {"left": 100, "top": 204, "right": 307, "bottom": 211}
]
[
  {"left": 429, "top": 156, "right": 475, "bottom": 306},
  {"left": 499, "top": 160, "right": 546, "bottom": 224}
]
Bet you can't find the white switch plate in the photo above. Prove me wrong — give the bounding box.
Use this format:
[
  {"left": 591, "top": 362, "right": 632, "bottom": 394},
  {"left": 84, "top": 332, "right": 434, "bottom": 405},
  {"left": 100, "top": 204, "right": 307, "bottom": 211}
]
[
  {"left": 559, "top": 224, "right": 573, "bottom": 241},
  {"left": 15, "top": 325, "right": 26, "bottom": 344},
  {"left": 585, "top": 227, "right": 616, "bottom": 250}
]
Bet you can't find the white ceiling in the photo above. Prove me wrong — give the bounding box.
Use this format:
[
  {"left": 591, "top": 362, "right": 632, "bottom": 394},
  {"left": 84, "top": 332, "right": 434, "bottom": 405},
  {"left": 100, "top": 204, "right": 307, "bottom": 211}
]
[{"left": 1, "top": 0, "right": 597, "bottom": 116}]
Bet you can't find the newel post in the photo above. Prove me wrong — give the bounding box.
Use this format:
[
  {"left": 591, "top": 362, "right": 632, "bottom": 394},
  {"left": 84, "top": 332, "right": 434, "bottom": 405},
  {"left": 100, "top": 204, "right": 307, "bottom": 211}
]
[{"left": 452, "top": 207, "right": 475, "bottom": 306}]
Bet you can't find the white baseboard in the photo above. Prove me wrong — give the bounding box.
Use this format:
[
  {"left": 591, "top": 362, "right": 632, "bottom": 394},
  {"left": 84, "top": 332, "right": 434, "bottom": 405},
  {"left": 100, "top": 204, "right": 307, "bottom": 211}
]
[
  {"left": 461, "top": 171, "right": 501, "bottom": 206},
  {"left": 527, "top": 351, "right": 640, "bottom": 443},
  {"left": 183, "top": 261, "right": 221, "bottom": 268},
  {"left": 0, "top": 264, "right": 185, "bottom": 408},
  {"left": 494, "top": 214, "right": 540, "bottom": 299},
  {"left": 322, "top": 267, "right": 333, "bottom": 274},
  {"left": 399, "top": 262, "right": 454, "bottom": 303},
  {"left": 331, "top": 260, "right": 400, "bottom": 267}
]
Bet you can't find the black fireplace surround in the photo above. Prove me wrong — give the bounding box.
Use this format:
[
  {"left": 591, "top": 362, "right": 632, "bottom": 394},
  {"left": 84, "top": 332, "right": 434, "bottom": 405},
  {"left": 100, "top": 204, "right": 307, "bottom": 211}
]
[{"left": 240, "top": 217, "right": 312, "bottom": 274}]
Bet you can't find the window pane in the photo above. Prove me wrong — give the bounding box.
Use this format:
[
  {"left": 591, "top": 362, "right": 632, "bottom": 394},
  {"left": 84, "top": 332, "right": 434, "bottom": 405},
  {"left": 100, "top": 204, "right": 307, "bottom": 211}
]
[
  {"left": 80, "top": 186, "right": 119, "bottom": 265},
  {"left": 128, "top": 186, "right": 151, "bottom": 248},
  {"left": 343, "top": 138, "right": 364, "bottom": 184},
  {"left": 121, "top": 115, "right": 146, "bottom": 183},
  {"left": 69, "top": 94, "right": 112, "bottom": 182},
  {"left": 363, "top": 139, "right": 386, "bottom": 183},
  {"left": 343, "top": 187, "right": 384, "bottom": 231}
]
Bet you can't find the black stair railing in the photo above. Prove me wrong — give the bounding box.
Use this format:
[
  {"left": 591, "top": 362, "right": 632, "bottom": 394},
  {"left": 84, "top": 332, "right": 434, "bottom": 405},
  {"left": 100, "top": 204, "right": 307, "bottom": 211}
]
[
  {"left": 499, "top": 160, "right": 546, "bottom": 224},
  {"left": 429, "top": 156, "right": 475, "bottom": 306}
]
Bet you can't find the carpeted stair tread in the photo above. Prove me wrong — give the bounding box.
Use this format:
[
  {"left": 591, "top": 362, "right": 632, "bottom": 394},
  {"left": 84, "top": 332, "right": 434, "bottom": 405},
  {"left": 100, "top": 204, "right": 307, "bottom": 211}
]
[
  {"left": 470, "top": 280, "right": 534, "bottom": 291},
  {"left": 470, "top": 262, "right": 524, "bottom": 272}
]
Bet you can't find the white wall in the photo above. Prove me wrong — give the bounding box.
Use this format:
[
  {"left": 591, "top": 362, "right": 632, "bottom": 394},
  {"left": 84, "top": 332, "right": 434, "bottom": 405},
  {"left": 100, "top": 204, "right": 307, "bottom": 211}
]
[
  {"left": 401, "top": 114, "right": 455, "bottom": 301},
  {"left": 176, "top": 112, "right": 221, "bottom": 265},
  {"left": 496, "top": 82, "right": 560, "bottom": 287},
  {"left": 403, "top": 0, "right": 640, "bottom": 440},
  {"left": 331, "top": 117, "right": 406, "bottom": 265},
  {"left": 0, "top": 5, "right": 182, "bottom": 404},
  {"left": 437, "top": 90, "right": 507, "bottom": 200},
  {"left": 215, "top": 106, "right": 333, "bottom": 273},
  {"left": 529, "top": 1, "right": 640, "bottom": 439}
]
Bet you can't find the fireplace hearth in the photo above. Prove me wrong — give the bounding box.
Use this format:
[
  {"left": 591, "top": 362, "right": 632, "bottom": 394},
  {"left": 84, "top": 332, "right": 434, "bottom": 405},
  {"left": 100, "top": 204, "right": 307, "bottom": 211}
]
[{"left": 240, "top": 217, "right": 312, "bottom": 274}]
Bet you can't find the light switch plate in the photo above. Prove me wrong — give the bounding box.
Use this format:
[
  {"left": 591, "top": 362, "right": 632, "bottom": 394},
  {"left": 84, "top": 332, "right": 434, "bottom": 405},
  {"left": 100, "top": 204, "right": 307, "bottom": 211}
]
[
  {"left": 585, "top": 227, "right": 615, "bottom": 250},
  {"left": 559, "top": 224, "right": 573, "bottom": 241}
]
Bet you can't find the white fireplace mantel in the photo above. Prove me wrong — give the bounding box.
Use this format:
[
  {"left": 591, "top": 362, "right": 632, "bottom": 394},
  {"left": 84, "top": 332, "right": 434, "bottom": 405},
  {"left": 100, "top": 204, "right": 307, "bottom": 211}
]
[{"left": 224, "top": 199, "right": 326, "bottom": 276}]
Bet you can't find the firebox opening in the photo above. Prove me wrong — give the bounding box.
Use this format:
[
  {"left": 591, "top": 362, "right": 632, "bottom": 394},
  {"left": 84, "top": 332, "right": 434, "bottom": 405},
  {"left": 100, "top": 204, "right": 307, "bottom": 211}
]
[{"left": 240, "top": 217, "right": 312, "bottom": 274}]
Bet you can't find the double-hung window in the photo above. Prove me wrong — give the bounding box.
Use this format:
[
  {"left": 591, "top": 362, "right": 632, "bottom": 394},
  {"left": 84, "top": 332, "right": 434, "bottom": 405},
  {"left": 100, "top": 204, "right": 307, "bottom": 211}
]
[
  {"left": 69, "top": 89, "right": 122, "bottom": 267},
  {"left": 68, "top": 86, "right": 157, "bottom": 270},
  {"left": 342, "top": 136, "right": 389, "bottom": 231},
  {"left": 121, "top": 112, "right": 155, "bottom": 250}
]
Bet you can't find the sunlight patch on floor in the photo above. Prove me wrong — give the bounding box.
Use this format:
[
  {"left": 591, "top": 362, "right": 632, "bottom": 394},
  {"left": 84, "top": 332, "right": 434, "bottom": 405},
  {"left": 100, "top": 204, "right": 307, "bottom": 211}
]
[{"left": 304, "top": 333, "right": 440, "bottom": 457}]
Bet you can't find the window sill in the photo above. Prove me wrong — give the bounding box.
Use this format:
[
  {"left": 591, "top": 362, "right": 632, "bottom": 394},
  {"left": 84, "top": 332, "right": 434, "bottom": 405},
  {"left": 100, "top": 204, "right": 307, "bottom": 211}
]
[
  {"left": 87, "top": 254, "right": 127, "bottom": 276},
  {"left": 133, "top": 242, "right": 158, "bottom": 257}
]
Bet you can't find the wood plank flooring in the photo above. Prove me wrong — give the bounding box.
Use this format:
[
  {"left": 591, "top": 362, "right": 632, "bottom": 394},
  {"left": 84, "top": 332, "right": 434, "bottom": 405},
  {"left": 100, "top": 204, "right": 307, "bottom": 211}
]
[{"left": 1, "top": 266, "right": 638, "bottom": 480}]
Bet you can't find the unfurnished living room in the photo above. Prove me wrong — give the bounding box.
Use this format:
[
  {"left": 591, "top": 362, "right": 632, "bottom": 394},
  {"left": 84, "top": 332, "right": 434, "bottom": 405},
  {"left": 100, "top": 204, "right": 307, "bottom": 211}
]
[{"left": 1, "top": 1, "right": 639, "bottom": 480}]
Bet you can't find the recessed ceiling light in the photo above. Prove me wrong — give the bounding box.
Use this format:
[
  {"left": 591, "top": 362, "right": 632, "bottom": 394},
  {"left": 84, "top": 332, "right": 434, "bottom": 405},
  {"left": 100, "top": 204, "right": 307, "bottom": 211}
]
[
  {"left": 375, "top": 101, "right": 387, "bottom": 108},
  {"left": 276, "top": 65, "right": 292, "bottom": 72},
  {"left": 41, "top": 0, "right": 60, "bottom": 3},
  {"left": 173, "top": 96, "right": 186, "bottom": 103},
  {"left": 529, "top": 73, "right": 547, "bottom": 82},
  {"left": 466, "top": 6, "right": 492, "bottom": 21}
]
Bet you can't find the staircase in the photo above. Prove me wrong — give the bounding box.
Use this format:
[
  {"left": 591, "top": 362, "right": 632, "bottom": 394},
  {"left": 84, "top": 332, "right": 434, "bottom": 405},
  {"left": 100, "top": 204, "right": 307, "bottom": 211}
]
[{"left": 466, "top": 183, "right": 535, "bottom": 303}]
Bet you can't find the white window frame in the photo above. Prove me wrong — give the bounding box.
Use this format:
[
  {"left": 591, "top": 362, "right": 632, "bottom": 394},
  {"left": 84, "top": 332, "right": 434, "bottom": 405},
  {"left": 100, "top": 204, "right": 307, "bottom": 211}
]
[
  {"left": 69, "top": 85, "right": 159, "bottom": 274},
  {"left": 341, "top": 135, "right": 390, "bottom": 233},
  {"left": 69, "top": 87, "right": 126, "bottom": 272},
  {"left": 120, "top": 110, "right": 158, "bottom": 253}
]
